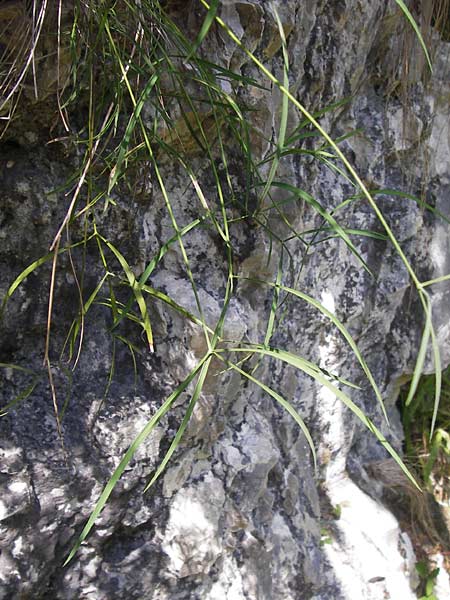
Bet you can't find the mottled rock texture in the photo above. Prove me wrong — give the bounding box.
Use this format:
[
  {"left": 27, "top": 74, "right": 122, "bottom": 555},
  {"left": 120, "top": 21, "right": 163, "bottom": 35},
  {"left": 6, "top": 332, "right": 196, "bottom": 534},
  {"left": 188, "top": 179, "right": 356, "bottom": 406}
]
[{"left": 0, "top": 1, "right": 449, "bottom": 599}]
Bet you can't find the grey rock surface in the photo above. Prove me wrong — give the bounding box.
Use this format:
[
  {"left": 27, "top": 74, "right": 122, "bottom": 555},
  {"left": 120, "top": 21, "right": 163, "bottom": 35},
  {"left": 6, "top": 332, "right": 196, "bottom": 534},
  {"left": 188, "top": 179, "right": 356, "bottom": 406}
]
[{"left": 0, "top": 1, "right": 449, "bottom": 599}]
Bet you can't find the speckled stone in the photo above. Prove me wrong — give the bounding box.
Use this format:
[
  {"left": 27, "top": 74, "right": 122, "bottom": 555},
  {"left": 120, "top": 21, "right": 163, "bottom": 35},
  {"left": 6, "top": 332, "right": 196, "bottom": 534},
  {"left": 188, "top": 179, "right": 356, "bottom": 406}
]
[{"left": 0, "top": 1, "right": 449, "bottom": 599}]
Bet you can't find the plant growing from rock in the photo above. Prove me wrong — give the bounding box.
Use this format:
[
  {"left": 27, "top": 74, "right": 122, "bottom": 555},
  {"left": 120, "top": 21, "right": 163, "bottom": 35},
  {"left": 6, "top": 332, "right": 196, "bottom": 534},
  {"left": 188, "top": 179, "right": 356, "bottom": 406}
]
[{"left": 0, "top": 0, "right": 448, "bottom": 569}]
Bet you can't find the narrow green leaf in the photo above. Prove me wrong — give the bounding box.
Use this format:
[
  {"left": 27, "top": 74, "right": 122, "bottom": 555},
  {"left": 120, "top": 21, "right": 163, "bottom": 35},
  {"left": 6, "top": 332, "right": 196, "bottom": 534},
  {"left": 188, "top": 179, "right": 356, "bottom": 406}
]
[
  {"left": 225, "top": 345, "right": 419, "bottom": 488},
  {"left": 219, "top": 354, "right": 317, "bottom": 469},
  {"left": 1, "top": 253, "right": 55, "bottom": 314},
  {"left": 420, "top": 273, "right": 450, "bottom": 288},
  {"left": 427, "top": 310, "right": 441, "bottom": 437},
  {"left": 64, "top": 357, "right": 207, "bottom": 565},
  {"left": 0, "top": 378, "right": 40, "bottom": 416},
  {"left": 394, "top": 0, "right": 433, "bottom": 72},
  {"left": 141, "top": 284, "right": 215, "bottom": 336},
  {"left": 83, "top": 273, "right": 111, "bottom": 314},
  {"left": 264, "top": 255, "right": 283, "bottom": 349},
  {"left": 108, "top": 71, "right": 160, "bottom": 194},
  {"left": 102, "top": 239, "right": 154, "bottom": 352},
  {"left": 144, "top": 356, "right": 212, "bottom": 491},
  {"left": 257, "top": 4, "right": 289, "bottom": 210},
  {"left": 187, "top": 0, "right": 219, "bottom": 59},
  {"left": 112, "top": 218, "right": 203, "bottom": 332},
  {"left": 406, "top": 292, "right": 432, "bottom": 406},
  {"left": 267, "top": 181, "right": 372, "bottom": 274},
  {"left": 0, "top": 363, "right": 37, "bottom": 374},
  {"left": 339, "top": 189, "right": 450, "bottom": 225},
  {"left": 244, "top": 278, "right": 388, "bottom": 423},
  {"left": 0, "top": 236, "right": 96, "bottom": 319}
]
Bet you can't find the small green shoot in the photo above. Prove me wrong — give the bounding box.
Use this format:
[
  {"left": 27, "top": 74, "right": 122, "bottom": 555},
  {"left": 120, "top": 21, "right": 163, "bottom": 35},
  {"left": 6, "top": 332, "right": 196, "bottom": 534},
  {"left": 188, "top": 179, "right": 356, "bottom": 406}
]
[{"left": 416, "top": 560, "right": 440, "bottom": 600}]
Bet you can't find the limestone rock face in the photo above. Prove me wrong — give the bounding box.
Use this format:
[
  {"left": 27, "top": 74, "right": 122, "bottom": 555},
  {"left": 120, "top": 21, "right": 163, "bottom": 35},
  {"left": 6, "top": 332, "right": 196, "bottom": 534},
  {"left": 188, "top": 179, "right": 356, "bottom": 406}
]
[{"left": 0, "top": 1, "right": 449, "bottom": 599}]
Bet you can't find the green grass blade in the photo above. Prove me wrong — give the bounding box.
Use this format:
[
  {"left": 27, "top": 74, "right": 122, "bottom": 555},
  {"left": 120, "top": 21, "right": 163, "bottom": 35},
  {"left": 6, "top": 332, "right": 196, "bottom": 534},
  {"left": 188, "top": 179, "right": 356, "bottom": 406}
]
[
  {"left": 111, "top": 218, "right": 203, "bottom": 332},
  {"left": 0, "top": 378, "right": 41, "bottom": 416},
  {"left": 240, "top": 278, "right": 388, "bottom": 423},
  {"left": 188, "top": 0, "right": 219, "bottom": 59},
  {"left": 0, "top": 236, "right": 96, "bottom": 319},
  {"left": 218, "top": 354, "right": 317, "bottom": 469},
  {"left": 285, "top": 227, "right": 387, "bottom": 245},
  {"left": 140, "top": 284, "right": 215, "bottom": 336},
  {"left": 428, "top": 309, "right": 441, "bottom": 437},
  {"left": 339, "top": 189, "right": 450, "bottom": 224},
  {"left": 96, "top": 334, "right": 116, "bottom": 418},
  {"left": 267, "top": 181, "right": 372, "bottom": 274},
  {"left": 286, "top": 97, "right": 352, "bottom": 142},
  {"left": 108, "top": 71, "right": 160, "bottom": 194},
  {"left": 63, "top": 357, "right": 208, "bottom": 565},
  {"left": 257, "top": 4, "right": 289, "bottom": 210},
  {"left": 420, "top": 273, "right": 450, "bottom": 288},
  {"left": 63, "top": 272, "right": 112, "bottom": 361},
  {"left": 405, "top": 291, "right": 432, "bottom": 407},
  {"left": 116, "top": 334, "right": 139, "bottom": 392},
  {"left": 1, "top": 253, "right": 56, "bottom": 316},
  {"left": 102, "top": 238, "right": 154, "bottom": 352},
  {"left": 225, "top": 345, "right": 419, "bottom": 488},
  {"left": 224, "top": 343, "right": 358, "bottom": 388},
  {"left": 83, "top": 273, "right": 112, "bottom": 314},
  {"left": 192, "top": 57, "right": 270, "bottom": 90},
  {"left": 394, "top": 0, "right": 433, "bottom": 72},
  {"left": 263, "top": 255, "right": 282, "bottom": 349},
  {"left": 0, "top": 363, "right": 37, "bottom": 375},
  {"left": 144, "top": 356, "right": 212, "bottom": 492},
  {"left": 97, "top": 301, "right": 141, "bottom": 325}
]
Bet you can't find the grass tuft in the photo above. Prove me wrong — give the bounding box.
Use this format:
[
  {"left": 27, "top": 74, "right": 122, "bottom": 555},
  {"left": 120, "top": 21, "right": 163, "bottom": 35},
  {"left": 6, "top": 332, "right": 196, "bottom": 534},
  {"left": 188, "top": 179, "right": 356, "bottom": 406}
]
[{"left": 0, "top": 0, "right": 447, "bottom": 565}]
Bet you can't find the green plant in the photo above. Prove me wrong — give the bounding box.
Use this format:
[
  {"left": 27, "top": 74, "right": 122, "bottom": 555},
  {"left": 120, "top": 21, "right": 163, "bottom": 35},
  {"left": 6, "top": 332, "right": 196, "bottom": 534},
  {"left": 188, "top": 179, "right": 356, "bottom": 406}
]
[
  {"left": 0, "top": 0, "right": 447, "bottom": 567},
  {"left": 320, "top": 527, "right": 333, "bottom": 546},
  {"left": 416, "top": 560, "right": 440, "bottom": 600},
  {"left": 401, "top": 364, "right": 450, "bottom": 502}
]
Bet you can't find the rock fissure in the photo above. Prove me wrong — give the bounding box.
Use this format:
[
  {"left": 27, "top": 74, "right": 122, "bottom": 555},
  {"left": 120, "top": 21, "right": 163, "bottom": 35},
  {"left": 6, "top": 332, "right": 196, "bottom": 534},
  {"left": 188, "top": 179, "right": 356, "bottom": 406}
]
[{"left": 0, "top": 1, "right": 449, "bottom": 599}]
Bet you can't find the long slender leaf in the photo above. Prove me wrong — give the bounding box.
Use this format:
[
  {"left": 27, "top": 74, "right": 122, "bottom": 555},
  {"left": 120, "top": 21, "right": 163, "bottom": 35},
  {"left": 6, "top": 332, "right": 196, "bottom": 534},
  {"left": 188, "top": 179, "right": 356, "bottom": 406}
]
[
  {"left": 140, "top": 284, "right": 215, "bottom": 336},
  {"left": 144, "top": 356, "right": 212, "bottom": 492},
  {"left": 111, "top": 218, "right": 203, "bottom": 332},
  {"left": 187, "top": 0, "right": 219, "bottom": 59},
  {"left": 257, "top": 5, "right": 290, "bottom": 210},
  {"left": 223, "top": 345, "right": 419, "bottom": 488},
  {"left": 266, "top": 181, "right": 372, "bottom": 274},
  {"left": 0, "top": 378, "right": 41, "bottom": 416},
  {"left": 394, "top": 0, "right": 433, "bottom": 72},
  {"left": 102, "top": 238, "right": 154, "bottom": 352},
  {"left": 239, "top": 277, "right": 388, "bottom": 423},
  {"left": 64, "top": 356, "right": 208, "bottom": 565},
  {"left": 108, "top": 71, "right": 160, "bottom": 194},
  {"left": 405, "top": 291, "right": 432, "bottom": 407},
  {"left": 0, "top": 236, "right": 96, "bottom": 319},
  {"left": 218, "top": 354, "right": 317, "bottom": 469}
]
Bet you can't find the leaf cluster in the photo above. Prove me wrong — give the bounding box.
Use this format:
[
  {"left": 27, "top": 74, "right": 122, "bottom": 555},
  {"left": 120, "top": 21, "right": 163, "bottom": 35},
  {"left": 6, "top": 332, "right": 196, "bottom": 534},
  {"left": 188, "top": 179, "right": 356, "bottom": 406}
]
[{"left": 0, "top": 0, "right": 447, "bottom": 567}]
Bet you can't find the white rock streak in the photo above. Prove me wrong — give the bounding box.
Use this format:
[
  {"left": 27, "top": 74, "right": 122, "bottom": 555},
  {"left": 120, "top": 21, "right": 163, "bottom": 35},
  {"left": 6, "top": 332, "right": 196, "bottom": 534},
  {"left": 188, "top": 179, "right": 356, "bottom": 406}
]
[{"left": 318, "top": 289, "right": 417, "bottom": 599}]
